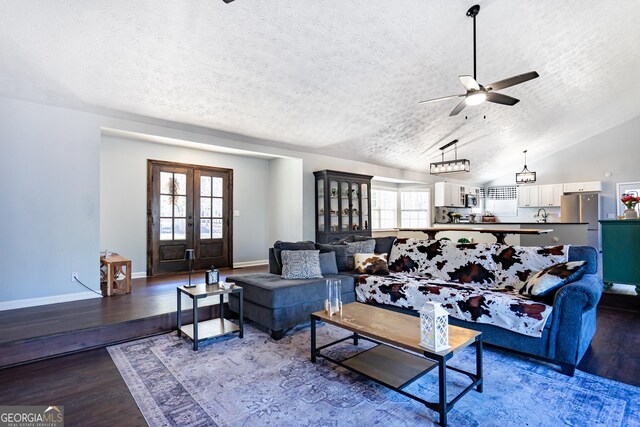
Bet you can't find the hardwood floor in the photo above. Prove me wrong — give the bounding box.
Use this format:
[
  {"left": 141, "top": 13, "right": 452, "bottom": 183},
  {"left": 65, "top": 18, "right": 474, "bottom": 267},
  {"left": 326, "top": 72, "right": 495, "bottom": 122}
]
[{"left": 0, "top": 268, "right": 638, "bottom": 426}]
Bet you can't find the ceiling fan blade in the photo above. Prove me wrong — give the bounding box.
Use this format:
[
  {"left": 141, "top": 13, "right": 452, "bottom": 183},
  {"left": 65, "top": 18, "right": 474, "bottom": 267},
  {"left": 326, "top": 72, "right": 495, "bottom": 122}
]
[
  {"left": 486, "top": 92, "right": 520, "bottom": 106},
  {"left": 485, "top": 71, "right": 539, "bottom": 91},
  {"left": 419, "top": 94, "right": 465, "bottom": 104},
  {"left": 459, "top": 75, "right": 480, "bottom": 91},
  {"left": 449, "top": 99, "right": 467, "bottom": 116}
]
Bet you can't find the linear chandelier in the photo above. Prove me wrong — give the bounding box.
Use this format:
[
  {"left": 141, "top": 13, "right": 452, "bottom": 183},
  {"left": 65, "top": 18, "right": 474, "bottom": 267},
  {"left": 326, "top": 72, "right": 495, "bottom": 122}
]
[
  {"left": 515, "top": 149, "right": 536, "bottom": 184},
  {"left": 429, "top": 139, "right": 471, "bottom": 175}
]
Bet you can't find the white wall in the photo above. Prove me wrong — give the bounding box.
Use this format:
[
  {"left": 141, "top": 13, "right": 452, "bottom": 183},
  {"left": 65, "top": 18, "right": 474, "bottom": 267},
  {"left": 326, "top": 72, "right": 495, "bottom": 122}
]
[
  {"left": 268, "top": 158, "right": 304, "bottom": 245},
  {"left": 0, "top": 98, "right": 102, "bottom": 305},
  {"left": 486, "top": 115, "right": 640, "bottom": 220},
  {"left": 100, "top": 136, "right": 272, "bottom": 274}
]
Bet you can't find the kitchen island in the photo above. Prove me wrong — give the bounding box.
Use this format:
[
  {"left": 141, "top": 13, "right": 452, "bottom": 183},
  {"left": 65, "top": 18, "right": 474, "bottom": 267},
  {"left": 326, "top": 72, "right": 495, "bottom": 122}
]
[
  {"left": 399, "top": 226, "right": 553, "bottom": 244},
  {"left": 387, "top": 222, "right": 589, "bottom": 246}
]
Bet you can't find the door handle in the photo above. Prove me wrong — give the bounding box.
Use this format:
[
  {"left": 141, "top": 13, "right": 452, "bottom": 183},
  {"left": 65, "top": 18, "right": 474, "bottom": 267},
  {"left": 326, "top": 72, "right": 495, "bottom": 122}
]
[{"left": 188, "top": 222, "right": 193, "bottom": 226}]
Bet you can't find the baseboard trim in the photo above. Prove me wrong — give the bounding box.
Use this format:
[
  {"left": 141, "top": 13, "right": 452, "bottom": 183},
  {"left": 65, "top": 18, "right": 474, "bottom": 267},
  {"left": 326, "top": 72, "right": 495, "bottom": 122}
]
[
  {"left": 232, "top": 259, "right": 268, "bottom": 268},
  {"left": 132, "top": 272, "right": 147, "bottom": 279},
  {"left": 0, "top": 291, "right": 102, "bottom": 311}
]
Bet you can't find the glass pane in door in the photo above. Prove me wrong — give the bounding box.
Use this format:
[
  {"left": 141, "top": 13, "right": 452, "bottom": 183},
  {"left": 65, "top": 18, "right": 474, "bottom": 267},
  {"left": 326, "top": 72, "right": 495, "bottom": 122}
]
[
  {"left": 200, "top": 175, "right": 224, "bottom": 240},
  {"left": 159, "top": 172, "right": 187, "bottom": 240}
]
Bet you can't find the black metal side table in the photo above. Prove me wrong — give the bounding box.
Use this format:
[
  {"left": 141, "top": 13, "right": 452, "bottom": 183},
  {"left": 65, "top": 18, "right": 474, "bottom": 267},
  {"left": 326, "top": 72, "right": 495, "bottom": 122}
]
[{"left": 177, "top": 283, "right": 243, "bottom": 350}]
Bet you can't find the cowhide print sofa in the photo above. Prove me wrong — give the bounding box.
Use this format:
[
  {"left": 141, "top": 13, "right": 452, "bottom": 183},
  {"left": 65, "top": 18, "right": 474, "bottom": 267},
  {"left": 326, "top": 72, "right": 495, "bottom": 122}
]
[{"left": 356, "top": 238, "right": 602, "bottom": 376}]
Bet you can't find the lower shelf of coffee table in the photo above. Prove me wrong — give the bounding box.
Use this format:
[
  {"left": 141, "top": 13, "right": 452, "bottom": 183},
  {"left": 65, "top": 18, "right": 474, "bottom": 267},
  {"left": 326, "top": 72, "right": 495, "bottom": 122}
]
[
  {"left": 342, "top": 344, "right": 437, "bottom": 389},
  {"left": 180, "top": 318, "right": 240, "bottom": 342}
]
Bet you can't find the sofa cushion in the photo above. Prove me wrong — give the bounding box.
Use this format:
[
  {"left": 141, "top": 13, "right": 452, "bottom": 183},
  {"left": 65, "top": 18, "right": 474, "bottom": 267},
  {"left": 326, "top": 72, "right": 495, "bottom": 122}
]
[
  {"left": 281, "top": 250, "right": 323, "bottom": 280},
  {"left": 388, "top": 239, "right": 498, "bottom": 287},
  {"left": 354, "top": 253, "right": 389, "bottom": 275},
  {"left": 519, "top": 261, "right": 588, "bottom": 297},
  {"left": 319, "top": 251, "right": 338, "bottom": 275},
  {"left": 356, "top": 272, "right": 552, "bottom": 337},
  {"left": 353, "top": 235, "right": 396, "bottom": 255},
  {"left": 493, "top": 245, "right": 570, "bottom": 290},
  {"left": 316, "top": 243, "right": 350, "bottom": 271},
  {"left": 273, "top": 241, "right": 317, "bottom": 274},
  {"left": 345, "top": 239, "right": 376, "bottom": 269},
  {"left": 225, "top": 273, "right": 355, "bottom": 308}
]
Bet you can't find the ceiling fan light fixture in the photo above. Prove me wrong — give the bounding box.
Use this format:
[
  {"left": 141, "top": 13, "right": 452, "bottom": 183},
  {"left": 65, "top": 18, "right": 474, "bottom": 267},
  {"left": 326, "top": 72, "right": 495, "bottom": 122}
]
[
  {"left": 515, "top": 150, "right": 537, "bottom": 184},
  {"left": 429, "top": 139, "right": 471, "bottom": 175},
  {"left": 465, "top": 91, "right": 487, "bottom": 106}
]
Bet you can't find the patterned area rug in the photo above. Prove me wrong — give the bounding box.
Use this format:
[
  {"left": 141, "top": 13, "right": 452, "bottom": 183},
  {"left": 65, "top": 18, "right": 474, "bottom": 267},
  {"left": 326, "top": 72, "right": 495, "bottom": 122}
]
[{"left": 108, "top": 323, "right": 640, "bottom": 427}]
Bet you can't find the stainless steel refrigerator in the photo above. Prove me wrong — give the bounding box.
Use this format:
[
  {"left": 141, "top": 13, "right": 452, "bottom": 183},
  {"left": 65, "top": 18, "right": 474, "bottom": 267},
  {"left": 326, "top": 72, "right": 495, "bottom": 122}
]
[{"left": 560, "top": 193, "right": 600, "bottom": 248}]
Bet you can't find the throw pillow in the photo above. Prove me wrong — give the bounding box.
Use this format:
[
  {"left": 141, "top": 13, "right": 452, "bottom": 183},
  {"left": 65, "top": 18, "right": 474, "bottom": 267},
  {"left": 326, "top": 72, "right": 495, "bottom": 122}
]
[
  {"left": 354, "top": 253, "right": 389, "bottom": 275},
  {"left": 345, "top": 240, "right": 376, "bottom": 270},
  {"left": 319, "top": 251, "right": 338, "bottom": 275},
  {"left": 519, "top": 261, "right": 588, "bottom": 297},
  {"left": 273, "top": 241, "right": 316, "bottom": 273},
  {"left": 280, "top": 250, "right": 323, "bottom": 280},
  {"left": 315, "top": 243, "right": 350, "bottom": 271}
]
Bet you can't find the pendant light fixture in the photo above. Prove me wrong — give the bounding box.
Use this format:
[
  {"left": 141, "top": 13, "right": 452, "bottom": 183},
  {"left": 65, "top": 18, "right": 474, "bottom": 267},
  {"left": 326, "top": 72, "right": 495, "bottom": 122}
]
[
  {"left": 515, "top": 150, "right": 536, "bottom": 184},
  {"left": 429, "top": 139, "right": 471, "bottom": 175}
]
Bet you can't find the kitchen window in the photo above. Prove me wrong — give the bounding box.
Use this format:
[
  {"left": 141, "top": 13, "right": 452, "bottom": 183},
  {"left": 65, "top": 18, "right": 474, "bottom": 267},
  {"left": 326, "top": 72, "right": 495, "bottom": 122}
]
[{"left": 371, "top": 189, "right": 397, "bottom": 229}]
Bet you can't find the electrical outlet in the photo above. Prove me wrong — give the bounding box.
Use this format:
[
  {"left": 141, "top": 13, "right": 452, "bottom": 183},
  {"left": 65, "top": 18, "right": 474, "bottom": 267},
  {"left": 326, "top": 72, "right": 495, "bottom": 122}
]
[{"left": 71, "top": 272, "right": 79, "bottom": 282}]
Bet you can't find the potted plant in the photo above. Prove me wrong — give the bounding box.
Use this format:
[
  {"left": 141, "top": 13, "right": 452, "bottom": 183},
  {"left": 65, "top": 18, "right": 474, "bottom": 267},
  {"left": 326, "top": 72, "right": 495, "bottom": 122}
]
[{"left": 621, "top": 193, "right": 640, "bottom": 219}]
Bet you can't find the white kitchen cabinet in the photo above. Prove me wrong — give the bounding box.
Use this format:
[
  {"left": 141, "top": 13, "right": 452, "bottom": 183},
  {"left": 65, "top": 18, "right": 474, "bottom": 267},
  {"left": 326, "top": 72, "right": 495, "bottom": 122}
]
[
  {"left": 434, "top": 182, "right": 465, "bottom": 207},
  {"left": 518, "top": 185, "right": 540, "bottom": 208},
  {"left": 538, "top": 184, "right": 564, "bottom": 207},
  {"left": 563, "top": 181, "right": 602, "bottom": 193}
]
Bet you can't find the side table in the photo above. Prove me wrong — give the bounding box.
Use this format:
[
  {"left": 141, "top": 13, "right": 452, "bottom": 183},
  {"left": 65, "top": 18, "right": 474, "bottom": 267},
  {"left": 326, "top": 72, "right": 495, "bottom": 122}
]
[
  {"left": 177, "top": 283, "right": 244, "bottom": 350},
  {"left": 100, "top": 254, "right": 132, "bottom": 296}
]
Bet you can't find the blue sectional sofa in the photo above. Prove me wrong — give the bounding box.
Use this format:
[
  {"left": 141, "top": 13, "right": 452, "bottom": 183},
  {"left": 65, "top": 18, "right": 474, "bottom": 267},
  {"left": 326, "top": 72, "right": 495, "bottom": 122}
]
[{"left": 228, "top": 237, "right": 602, "bottom": 376}]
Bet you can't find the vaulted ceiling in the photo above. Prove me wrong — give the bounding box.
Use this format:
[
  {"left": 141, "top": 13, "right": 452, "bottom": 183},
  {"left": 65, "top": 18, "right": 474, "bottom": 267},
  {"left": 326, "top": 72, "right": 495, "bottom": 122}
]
[{"left": 1, "top": 1, "right": 639, "bottom": 182}]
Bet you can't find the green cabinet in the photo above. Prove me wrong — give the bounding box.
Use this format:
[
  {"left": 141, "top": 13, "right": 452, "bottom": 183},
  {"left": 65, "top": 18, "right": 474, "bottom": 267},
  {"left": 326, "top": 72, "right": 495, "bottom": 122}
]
[
  {"left": 599, "top": 219, "right": 640, "bottom": 294},
  {"left": 314, "top": 170, "right": 373, "bottom": 244}
]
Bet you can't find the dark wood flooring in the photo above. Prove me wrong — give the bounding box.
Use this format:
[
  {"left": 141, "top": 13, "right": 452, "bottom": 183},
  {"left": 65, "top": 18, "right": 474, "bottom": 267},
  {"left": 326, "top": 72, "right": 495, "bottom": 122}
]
[{"left": 0, "top": 268, "right": 638, "bottom": 426}]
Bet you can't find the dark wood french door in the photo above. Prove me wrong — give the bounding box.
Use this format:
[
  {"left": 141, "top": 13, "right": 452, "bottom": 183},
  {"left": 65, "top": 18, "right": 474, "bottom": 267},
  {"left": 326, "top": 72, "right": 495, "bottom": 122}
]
[{"left": 147, "top": 160, "right": 233, "bottom": 276}]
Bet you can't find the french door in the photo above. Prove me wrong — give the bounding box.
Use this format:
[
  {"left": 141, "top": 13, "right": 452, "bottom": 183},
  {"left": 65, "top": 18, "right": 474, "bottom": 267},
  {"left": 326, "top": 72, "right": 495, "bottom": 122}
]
[{"left": 147, "top": 160, "right": 233, "bottom": 276}]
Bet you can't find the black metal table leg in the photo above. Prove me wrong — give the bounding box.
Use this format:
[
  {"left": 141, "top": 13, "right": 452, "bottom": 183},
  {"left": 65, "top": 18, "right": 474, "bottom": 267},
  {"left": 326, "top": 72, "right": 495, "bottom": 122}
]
[
  {"left": 219, "top": 294, "right": 225, "bottom": 319},
  {"left": 476, "top": 337, "right": 483, "bottom": 392},
  {"left": 238, "top": 288, "right": 244, "bottom": 338},
  {"left": 438, "top": 357, "right": 448, "bottom": 427},
  {"left": 353, "top": 332, "right": 359, "bottom": 346},
  {"left": 193, "top": 296, "right": 199, "bottom": 351},
  {"left": 176, "top": 288, "right": 182, "bottom": 337},
  {"left": 310, "top": 315, "right": 317, "bottom": 363}
]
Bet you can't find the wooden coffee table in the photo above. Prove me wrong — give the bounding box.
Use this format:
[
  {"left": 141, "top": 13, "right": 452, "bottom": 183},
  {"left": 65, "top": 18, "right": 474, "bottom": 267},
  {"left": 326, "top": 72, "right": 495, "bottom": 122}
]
[{"left": 310, "top": 302, "right": 482, "bottom": 427}]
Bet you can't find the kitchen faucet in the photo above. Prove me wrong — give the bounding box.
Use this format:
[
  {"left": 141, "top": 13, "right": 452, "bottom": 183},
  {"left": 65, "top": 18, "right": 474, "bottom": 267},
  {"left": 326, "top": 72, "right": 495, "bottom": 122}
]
[{"left": 536, "top": 208, "right": 548, "bottom": 223}]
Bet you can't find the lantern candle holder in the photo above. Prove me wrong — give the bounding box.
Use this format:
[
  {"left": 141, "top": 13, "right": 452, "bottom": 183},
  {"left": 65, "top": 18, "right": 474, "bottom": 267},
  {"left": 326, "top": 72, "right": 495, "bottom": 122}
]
[
  {"left": 419, "top": 302, "right": 451, "bottom": 352},
  {"left": 325, "top": 278, "right": 342, "bottom": 316}
]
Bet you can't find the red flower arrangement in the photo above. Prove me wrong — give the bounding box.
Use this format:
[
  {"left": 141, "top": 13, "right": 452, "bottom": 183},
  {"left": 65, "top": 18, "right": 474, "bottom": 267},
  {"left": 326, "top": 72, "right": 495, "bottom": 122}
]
[{"left": 621, "top": 193, "right": 640, "bottom": 209}]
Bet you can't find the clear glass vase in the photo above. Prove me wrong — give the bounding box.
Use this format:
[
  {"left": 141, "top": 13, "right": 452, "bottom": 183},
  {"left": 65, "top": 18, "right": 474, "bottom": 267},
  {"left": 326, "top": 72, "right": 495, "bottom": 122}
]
[{"left": 325, "top": 278, "right": 342, "bottom": 316}]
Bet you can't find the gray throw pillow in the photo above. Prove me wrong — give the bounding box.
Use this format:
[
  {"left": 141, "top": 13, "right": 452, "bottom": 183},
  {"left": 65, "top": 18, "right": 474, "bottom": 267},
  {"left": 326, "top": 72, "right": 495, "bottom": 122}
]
[
  {"left": 319, "top": 252, "right": 338, "bottom": 275},
  {"left": 316, "top": 243, "right": 350, "bottom": 271},
  {"left": 353, "top": 235, "right": 396, "bottom": 255},
  {"left": 345, "top": 240, "right": 376, "bottom": 269},
  {"left": 273, "top": 241, "right": 316, "bottom": 273},
  {"left": 281, "top": 250, "right": 323, "bottom": 280}
]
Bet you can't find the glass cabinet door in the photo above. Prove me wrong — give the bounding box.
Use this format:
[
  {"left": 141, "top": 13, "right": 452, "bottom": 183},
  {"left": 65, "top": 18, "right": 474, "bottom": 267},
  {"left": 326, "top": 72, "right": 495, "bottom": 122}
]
[
  {"left": 317, "top": 178, "right": 325, "bottom": 232},
  {"left": 350, "top": 182, "right": 359, "bottom": 231},
  {"left": 329, "top": 180, "right": 339, "bottom": 232},
  {"left": 340, "top": 181, "right": 350, "bottom": 231},
  {"left": 360, "top": 182, "right": 369, "bottom": 231}
]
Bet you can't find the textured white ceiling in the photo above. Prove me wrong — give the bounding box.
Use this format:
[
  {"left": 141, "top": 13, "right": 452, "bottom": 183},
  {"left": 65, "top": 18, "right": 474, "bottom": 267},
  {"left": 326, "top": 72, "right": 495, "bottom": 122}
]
[{"left": 1, "top": 1, "right": 639, "bottom": 182}]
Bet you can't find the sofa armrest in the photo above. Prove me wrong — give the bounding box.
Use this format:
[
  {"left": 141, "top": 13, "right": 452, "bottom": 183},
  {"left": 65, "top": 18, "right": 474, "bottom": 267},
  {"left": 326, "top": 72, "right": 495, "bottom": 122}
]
[
  {"left": 549, "top": 273, "right": 602, "bottom": 368},
  {"left": 553, "top": 273, "right": 602, "bottom": 311}
]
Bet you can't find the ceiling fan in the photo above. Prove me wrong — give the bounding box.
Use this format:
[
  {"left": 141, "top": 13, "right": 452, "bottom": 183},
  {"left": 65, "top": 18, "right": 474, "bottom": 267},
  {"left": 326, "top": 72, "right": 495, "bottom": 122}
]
[{"left": 419, "top": 4, "right": 539, "bottom": 116}]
